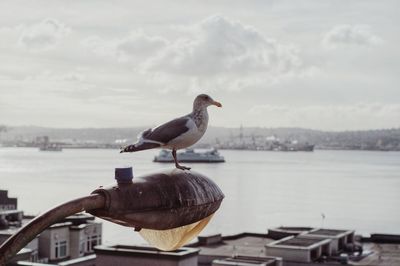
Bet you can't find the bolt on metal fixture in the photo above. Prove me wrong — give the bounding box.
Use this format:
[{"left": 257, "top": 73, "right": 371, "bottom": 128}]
[
  {"left": 114, "top": 166, "right": 134, "bottom": 184},
  {"left": 0, "top": 168, "right": 224, "bottom": 264}
]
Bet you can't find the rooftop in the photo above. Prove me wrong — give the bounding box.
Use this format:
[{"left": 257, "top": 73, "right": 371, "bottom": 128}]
[
  {"left": 0, "top": 217, "right": 31, "bottom": 236},
  {"left": 308, "top": 229, "right": 349, "bottom": 236},
  {"left": 277, "top": 226, "right": 312, "bottom": 231},
  {"left": 358, "top": 242, "right": 400, "bottom": 266},
  {"left": 277, "top": 237, "right": 325, "bottom": 247},
  {"left": 48, "top": 221, "right": 72, "bottom": 229},
  {"left": 63, "top": 213, "right": 95, "bottom": 226},
  {"left": 95, "top": 245, "right": 199, "bottom": 259},
  {"left": 0, "top": 210, "right": 22, "bottom": 215},
  {"left": 189, "top": 233, "right": 276, "bottom": 258},
  {"left": 213, "top": 255, "right": 282, "bottom": 266}
]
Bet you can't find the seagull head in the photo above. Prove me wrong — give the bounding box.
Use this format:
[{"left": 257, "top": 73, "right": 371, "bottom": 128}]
[{"left": 193, "top": 94, "right": 222, "bottom": 110}]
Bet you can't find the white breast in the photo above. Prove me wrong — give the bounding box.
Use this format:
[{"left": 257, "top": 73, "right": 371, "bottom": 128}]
[{"left": 165, "top": 118, "right": 207, "bottom": 150}]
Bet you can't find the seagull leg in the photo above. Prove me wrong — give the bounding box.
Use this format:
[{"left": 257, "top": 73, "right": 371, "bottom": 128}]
[{"left": 172, "top": 149, "right": 191, "bottom": 170}]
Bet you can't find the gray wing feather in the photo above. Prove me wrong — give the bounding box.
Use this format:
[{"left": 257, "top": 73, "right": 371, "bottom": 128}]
[{"left": 143, "top": 116, "right": 191, "bottom": 144}]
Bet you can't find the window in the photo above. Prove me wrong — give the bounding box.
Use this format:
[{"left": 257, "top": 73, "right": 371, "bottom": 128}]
[
  {"left": 79, "top": 240, "right": 85, "bottom": 255},
  {"left": 54, "top": 240, "right": 68, "bottom": 258},
  {"left": 30, "top": 250, "right": 38, "bottom": 262},
  {"left": 86, "top": 235, "right": 101, "bottom": 252}
]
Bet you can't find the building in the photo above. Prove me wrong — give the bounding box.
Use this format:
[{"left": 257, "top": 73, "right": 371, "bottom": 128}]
[
  {"left": 0, "top": 190, "right": 101, "bottom": 266},
  {"left": 94, "top": 245, "right": 199, "bottom": 266},
  {"left": 188, "top": 233, "right": 281, "bottom": 266},
  {"left": 0, "top": 210, "right": 23, "bottom": 230},
  {"left": 188, "top": 229, "right": 391, "bottom": 266},
  {"left": 265, "top": 236, "right": 332, "bottom": 263},
  {"left": 267, "top": 227, "right": 313, "bottom": 240},
  {"left": 1, "top": 213, "right": 100, "bottom": 266},
  {"left": 37, "top": 214, "right": 101, "bottom": 264},
  {"left": 39, "top": 222, "right": 71, "bottom": 262},
  {"left": 2, "top": 190, "right": 399, "bottom": 266},
  {"left": 0, "top": 190, "right": 39, "bottom": 263},
  {"left": 68, "top": 215, "right": 102, "bottom": 259},
  {"left": 299, "top": 229, "right": 355, "bottom": 255},
  {"left": 0, "top": 190, "right": 17, "bottom": 210}
]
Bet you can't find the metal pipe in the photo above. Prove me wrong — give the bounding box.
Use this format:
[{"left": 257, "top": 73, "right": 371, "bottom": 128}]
[{"left": 0, "top": 194, "right": 105, "bottom": 265}]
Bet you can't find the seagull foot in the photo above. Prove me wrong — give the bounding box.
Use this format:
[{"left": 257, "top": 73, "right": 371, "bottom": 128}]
[{"left": 176, "top": 164, "right": 191, "bottom": 171}]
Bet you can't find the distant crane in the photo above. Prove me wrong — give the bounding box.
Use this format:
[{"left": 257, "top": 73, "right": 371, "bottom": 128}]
[
  {"left": 0, "top": 125, "right": 7, "bottom": 145},
  {"left": 321, "top": 213, "right": 326, "bottom": 228}
]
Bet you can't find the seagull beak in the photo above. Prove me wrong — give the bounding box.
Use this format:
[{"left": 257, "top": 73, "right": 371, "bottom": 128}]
[{"left": 212, "top": 101, "right": 222, "bottom": 108}]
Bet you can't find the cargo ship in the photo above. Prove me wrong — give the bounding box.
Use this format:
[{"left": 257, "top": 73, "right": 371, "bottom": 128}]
[{"left": 154, "top": 148, "right": 225, "bottom": 163}]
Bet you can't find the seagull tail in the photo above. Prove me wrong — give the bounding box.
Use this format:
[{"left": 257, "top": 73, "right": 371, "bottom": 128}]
[{"left": 120, "top": 142, "right": 161, "bottom": 153}]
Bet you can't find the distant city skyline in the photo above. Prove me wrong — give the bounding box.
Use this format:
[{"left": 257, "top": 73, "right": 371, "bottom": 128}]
[{"left": 1, "top": 0, "right": 399, "bottom": 130}]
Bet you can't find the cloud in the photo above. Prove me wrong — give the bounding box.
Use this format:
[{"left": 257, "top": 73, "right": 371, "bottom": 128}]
[
  {"left": 82, "top": 36, "right": 114, "bottom": 57},
  {"left": 248, "top": 103, "right": 400, "bottom": 130},
  {"left": 18, "top": 18, "right": 70, "bottom": 51},
  {"left": 115, "top": 30, "right": 168, "bottom": 61},
  {"left": 82, "top": 30, "right": 167, "bottom": 62},
  {"left": 25, "top": 70, "right": 85, "bottom": 82},
  {"left": 81, "top": 15, "right": 309, "bottom": 93},
  {"left": 322, "top": 24, "right": 383, "bottom": 49},
  {"left": 144, "top": 15, "right": 302, "bottom": 77},
  {"left": 137, "top": 15, "right": 314, "bottom": 93}
]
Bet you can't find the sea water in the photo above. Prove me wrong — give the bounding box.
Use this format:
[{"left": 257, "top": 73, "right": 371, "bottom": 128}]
[{"left": 0, "top": 147, "right": 399, "bottom": 245}]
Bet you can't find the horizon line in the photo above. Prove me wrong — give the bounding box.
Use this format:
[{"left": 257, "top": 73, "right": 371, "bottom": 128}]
[{"left": 2, "top": 124, "right": 400, "bottom": 133}]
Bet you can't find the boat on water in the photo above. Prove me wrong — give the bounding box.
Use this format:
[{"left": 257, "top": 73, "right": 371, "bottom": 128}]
[
  {"left": 37, "top": 135, "right": 62, "bottom": 151},
  {"left": 273, "top": 142, "right": 314, "bottom": 152},
  {"left": 39, "top": 144, "right": 62, "bottom": 152},
  {"left": 154, "top": 148, "right": 225, "bottom": 163}
]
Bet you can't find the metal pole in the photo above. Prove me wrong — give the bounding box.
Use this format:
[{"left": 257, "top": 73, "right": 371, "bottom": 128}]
[{"left": 0, "top": 194, "right": 105, "bottom": 265}]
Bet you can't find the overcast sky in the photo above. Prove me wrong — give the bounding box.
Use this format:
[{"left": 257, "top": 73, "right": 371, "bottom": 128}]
[{"left": 0, "top": 0, "right": 399, "bottom": 130}]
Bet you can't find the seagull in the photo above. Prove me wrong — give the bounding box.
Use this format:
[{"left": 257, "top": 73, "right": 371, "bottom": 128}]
[{"left": 120, "top": 94, "right": 222, "bottom": 170}]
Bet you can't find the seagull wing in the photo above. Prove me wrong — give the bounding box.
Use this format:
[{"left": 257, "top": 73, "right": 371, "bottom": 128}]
[{"left": 143, "top": 115, "right": 191, "bottom": 144}]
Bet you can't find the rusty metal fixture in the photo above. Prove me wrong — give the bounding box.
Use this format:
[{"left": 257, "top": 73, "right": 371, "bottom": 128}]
[
  {"left": 0, "top": 168, "right": 224, "bottom": 264},
  {"left": 89, "top": 169, "right": 225, "bottom": 231},
  {"left": 0, "top": 194, "right": 105, "bottom": 265}
]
